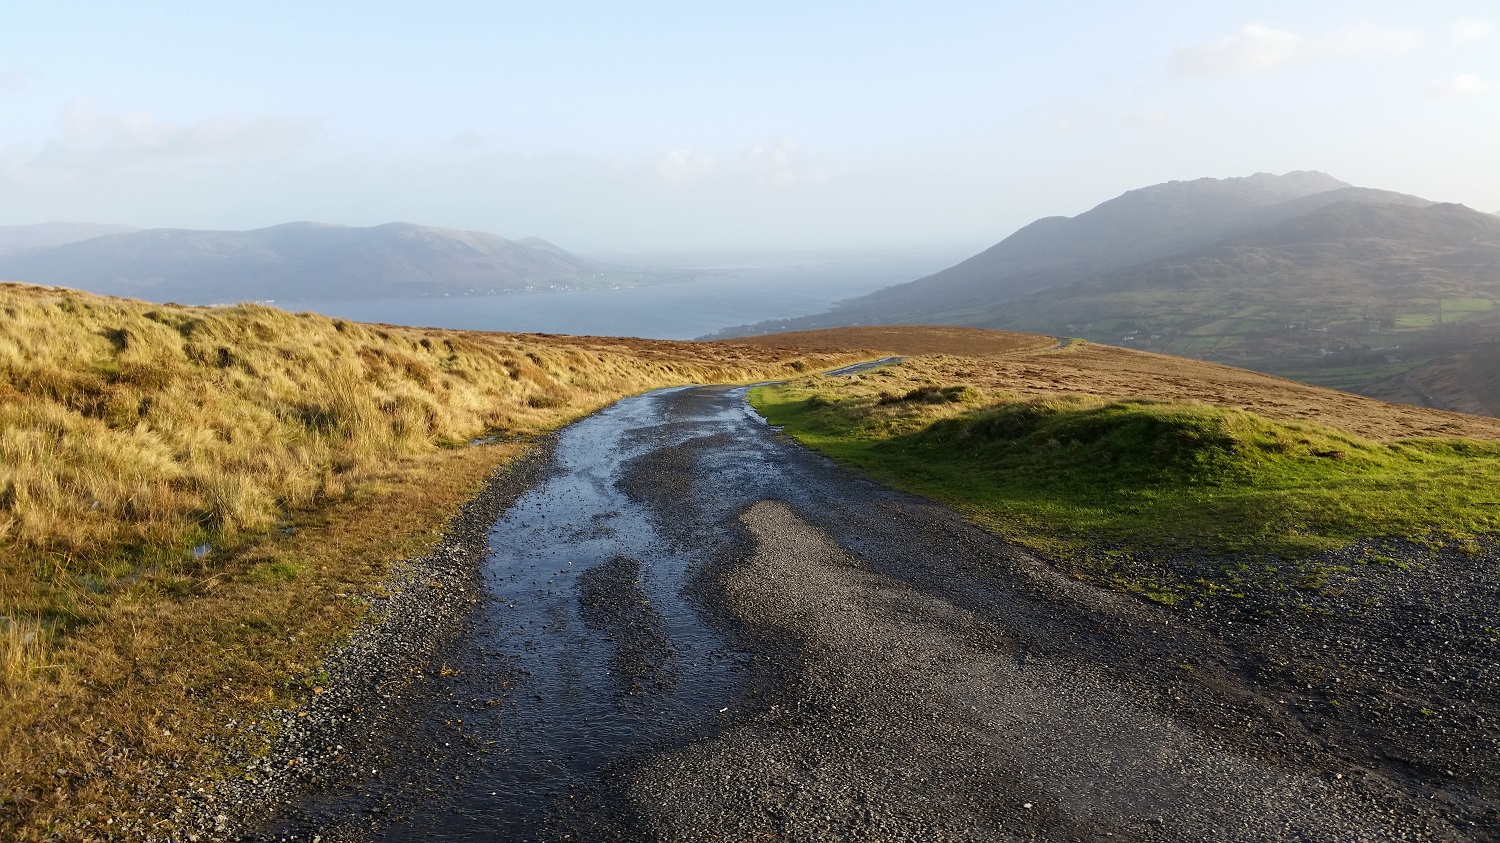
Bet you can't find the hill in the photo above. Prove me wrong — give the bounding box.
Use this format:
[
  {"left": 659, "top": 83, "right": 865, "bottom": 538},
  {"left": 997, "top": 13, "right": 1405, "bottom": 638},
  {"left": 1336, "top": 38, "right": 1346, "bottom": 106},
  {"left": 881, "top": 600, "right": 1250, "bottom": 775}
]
[
  {"left": 1362, "top": 327, "right": 1500, "bottom": 417},
  {"left": 0, "top": 223, "right": 138, "bottom": 256},
  {"left": 711, "top": 173, "right": 1500, "bottom": 410},
  {"left": 0, "top": 222, "right": 648, "bottom": 303}
]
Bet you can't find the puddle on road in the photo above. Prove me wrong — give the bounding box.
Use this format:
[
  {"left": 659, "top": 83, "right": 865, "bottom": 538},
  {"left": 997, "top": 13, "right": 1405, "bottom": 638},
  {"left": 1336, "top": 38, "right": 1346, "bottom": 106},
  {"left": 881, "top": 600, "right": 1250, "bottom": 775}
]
[{"left": 273, "top": 386, "right": 776, "bottom": 841}]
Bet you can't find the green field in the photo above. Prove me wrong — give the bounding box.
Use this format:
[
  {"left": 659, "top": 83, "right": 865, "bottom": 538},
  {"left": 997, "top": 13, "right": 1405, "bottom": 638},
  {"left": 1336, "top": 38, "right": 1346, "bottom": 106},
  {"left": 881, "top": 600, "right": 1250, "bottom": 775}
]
[{"left": 752, "top": 376, "right": 1500, "bottom": 602}]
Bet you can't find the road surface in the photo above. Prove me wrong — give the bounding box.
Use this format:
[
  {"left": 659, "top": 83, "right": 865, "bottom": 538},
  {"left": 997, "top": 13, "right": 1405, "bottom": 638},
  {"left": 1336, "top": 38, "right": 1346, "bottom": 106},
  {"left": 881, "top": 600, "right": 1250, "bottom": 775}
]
[{"left": 258, "top": 383, "right": 1468, "bottom": 842}]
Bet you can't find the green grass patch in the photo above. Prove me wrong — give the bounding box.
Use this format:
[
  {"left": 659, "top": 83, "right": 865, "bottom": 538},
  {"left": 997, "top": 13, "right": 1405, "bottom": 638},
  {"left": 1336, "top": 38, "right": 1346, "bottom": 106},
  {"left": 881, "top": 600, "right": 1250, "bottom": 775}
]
[
  {"left": 1395, "top": 312, "right": 1439, "bottom": 329},
  {"left": 751, "top": 379, "right": 1500, "bottom": 567},
  {"left": 1440, "top": 297, "right": 1496, "bottom": 323}
]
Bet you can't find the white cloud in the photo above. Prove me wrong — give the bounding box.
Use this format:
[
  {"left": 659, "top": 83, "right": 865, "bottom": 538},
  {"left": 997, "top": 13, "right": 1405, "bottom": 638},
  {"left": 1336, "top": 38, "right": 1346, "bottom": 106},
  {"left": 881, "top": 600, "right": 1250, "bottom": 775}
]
[
  {"left": 744, "top": 136, "right": 824, "bottom": 186},
  {"left": 0, "top": 70, "right": 23, "bottom": 92},
  {"left": 25, "top": 101, "right": 320, "bottom": 172},
  {"left": 1429, "top": 74, "right": 1490, "bottom": 99},
  {"left": 1174, "top": 22, "right": 1423, "bottom": 76},
  {"left": 1175, "top": 23, "right": 1304, "bottom": 75},
  {"left": 655, "top": 148, "right": 719, "bottom": 183},
  {"left": 1319, "top": 22, "right": 1424, "bottom": 57},
  {"left": 1453, "top": 18, "right": 1493, "bottom": 42}
]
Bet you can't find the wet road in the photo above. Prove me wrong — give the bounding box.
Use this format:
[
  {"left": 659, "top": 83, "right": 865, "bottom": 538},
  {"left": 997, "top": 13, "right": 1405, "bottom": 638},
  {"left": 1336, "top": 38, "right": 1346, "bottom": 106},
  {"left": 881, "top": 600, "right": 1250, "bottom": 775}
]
[{"left": 263, "top": 383, "right": 1468, "bottom": 842}]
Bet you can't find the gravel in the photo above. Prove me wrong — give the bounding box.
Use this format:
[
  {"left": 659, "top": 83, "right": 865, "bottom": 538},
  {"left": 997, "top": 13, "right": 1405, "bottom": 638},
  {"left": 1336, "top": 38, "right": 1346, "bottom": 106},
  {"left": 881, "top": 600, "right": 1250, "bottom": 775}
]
[
  {"left": 156, "top": 438, "right": 557, "bottom": 842},
  {"left": 160, "top": 383, "right": 1498, "bottom": 841}
]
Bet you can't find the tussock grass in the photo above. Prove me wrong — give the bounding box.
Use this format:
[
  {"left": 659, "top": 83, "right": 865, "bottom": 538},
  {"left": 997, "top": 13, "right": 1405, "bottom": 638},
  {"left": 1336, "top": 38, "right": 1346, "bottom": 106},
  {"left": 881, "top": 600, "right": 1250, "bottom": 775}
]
[
  {"left": 752, "top": 358, "right": 1500, "bottom": 588},
  {"left": 0, "top": 283, "right": 866, "bottom": 838}
]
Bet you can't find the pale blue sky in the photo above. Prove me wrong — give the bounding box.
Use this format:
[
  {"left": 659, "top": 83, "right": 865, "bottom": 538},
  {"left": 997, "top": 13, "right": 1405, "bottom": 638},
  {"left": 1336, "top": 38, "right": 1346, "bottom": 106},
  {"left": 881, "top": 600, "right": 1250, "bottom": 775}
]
[{"left": 3, "top": 1, "right": 1496, "bottom": 251}]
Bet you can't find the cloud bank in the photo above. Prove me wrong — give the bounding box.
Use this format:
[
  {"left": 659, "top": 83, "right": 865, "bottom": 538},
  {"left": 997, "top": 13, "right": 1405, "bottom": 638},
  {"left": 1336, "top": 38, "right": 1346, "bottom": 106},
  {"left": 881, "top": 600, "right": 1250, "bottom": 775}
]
[
  {"left": 1452, "top": 19, "right": 1493, "bottom": 42},
  {"left": 17, "top": 101, "right": 321, "bottom": 176},
  {"left": 1174, "top": 22, "right": 1423, "bottom": 76}
]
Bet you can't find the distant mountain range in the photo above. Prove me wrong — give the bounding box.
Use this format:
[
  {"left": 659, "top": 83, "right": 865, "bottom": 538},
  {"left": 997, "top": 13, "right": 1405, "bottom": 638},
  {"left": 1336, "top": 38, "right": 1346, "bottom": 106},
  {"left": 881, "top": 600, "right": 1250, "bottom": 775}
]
[
  {"left": 0, "top": 223, "right": 140, "bottom": 256},
  {"left": 0, "top": 222, "right": 648, "bottom": 302},
  {"left": 712, "top": 171, "right": 1500, "bottom": 414}
]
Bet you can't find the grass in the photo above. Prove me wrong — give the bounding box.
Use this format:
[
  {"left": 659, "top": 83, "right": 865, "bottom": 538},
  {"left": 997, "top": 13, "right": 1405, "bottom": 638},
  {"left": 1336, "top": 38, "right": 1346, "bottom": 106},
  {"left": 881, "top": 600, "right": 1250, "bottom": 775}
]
[
  {"left": 750, "top": 359, "right": 1500, "bottom": 597},
  {"left": 0, "top": 282, "right": 869, "bottom": 839}
]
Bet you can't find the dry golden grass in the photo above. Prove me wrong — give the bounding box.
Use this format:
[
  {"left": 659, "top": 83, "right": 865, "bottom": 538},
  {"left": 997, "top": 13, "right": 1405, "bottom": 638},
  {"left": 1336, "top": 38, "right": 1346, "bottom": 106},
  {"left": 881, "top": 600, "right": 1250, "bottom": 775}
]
[
  {"left": 0, "top": 283, "right": 868, "bottom": 839},
  {"left": 882, "top": 340, "right": 1500, "bottom": 442},
  {"left": 733, "top": 327, "right": 1500, "bottom": 440}
]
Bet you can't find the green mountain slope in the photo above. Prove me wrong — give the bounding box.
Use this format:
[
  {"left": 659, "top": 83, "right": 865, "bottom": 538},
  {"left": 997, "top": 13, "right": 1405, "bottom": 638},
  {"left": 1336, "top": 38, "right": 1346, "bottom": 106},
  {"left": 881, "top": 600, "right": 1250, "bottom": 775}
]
[{"left": 712, "top": 173, "right": 1500, "bottom": 407}]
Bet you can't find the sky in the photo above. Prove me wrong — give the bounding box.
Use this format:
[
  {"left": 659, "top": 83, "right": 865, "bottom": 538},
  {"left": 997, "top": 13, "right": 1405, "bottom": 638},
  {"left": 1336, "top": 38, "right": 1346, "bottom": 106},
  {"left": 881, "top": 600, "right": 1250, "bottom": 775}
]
[{"left": 2, "top": 1, "right": 1497, "bottom": 253}]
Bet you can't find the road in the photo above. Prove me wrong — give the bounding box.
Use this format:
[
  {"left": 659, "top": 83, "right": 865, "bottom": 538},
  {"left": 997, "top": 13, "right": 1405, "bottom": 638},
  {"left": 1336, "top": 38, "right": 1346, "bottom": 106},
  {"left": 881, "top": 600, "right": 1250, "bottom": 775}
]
[{"left": 259, "top": 383, "right": 1466, "bottom": 842}]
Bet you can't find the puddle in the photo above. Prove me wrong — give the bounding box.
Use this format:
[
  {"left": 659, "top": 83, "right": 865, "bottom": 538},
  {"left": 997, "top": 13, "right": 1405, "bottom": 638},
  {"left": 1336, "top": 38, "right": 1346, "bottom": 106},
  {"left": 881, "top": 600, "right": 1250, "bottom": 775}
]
[{"left": 271, "top": 385, "right": 770, "bottom": 839}]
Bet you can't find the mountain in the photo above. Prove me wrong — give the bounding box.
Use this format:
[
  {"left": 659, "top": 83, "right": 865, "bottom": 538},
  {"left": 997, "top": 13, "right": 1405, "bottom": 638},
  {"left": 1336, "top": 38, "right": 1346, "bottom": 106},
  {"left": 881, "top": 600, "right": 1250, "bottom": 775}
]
[
  {"left": 711, "top": 172, "right": 1500, "bottom": 413},
  {"left": 0, "top": 222, "right": 638, "bottom": 302},
  {"left": 0, "top": 223, "right": 139, "bottom": 256}
]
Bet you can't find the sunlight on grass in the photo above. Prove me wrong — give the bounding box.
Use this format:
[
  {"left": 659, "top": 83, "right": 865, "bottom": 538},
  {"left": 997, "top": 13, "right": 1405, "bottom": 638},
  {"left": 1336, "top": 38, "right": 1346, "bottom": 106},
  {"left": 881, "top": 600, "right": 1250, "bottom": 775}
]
[
  {"left": 0, "top": 282, "right": 870, "bottom": 838},
  {"left": 752, "top": 367, "right": 1500, "bottom": 563}
]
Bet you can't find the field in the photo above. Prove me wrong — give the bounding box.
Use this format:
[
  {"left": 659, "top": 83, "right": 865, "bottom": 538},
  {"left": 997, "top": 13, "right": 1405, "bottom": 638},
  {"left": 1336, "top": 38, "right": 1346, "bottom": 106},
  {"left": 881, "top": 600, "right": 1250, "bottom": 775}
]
[{"left": 0, "top": 283, "right": 870, "bottom": 839}]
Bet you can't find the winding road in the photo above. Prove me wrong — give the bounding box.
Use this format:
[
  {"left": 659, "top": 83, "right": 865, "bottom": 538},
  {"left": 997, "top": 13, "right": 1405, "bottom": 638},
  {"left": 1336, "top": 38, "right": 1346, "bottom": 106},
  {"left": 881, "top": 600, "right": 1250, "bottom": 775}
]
[{"left": 261, "top": 383, "right": 1464, "bottom": 841}]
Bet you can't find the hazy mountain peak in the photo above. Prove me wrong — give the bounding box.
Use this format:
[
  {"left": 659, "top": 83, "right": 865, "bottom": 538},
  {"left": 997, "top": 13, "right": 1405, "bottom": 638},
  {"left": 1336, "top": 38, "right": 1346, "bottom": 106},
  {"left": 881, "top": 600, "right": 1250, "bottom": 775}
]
[
  {"left": 0, "top": 222, "right": 140, "bottom": 256},
  {"left": 0, "top": 221, "right": 630, "bottom": 302},
  {"left": 716, "top": 171, "right": 1490, "bottom": 348}
]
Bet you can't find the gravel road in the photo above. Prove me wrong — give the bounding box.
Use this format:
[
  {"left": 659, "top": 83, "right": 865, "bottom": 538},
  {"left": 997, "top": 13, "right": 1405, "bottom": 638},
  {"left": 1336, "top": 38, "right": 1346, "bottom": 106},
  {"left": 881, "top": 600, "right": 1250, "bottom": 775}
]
[{"left": 243, "top": 383, "right": 1493, "bottom": 841}]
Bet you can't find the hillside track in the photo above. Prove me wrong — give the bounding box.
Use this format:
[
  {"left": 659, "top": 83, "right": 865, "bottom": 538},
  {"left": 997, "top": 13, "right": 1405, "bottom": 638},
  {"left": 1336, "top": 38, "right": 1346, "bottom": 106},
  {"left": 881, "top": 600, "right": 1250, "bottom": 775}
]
[{"left": 258, "top": 384, "right": 1485, "bottom": 842}]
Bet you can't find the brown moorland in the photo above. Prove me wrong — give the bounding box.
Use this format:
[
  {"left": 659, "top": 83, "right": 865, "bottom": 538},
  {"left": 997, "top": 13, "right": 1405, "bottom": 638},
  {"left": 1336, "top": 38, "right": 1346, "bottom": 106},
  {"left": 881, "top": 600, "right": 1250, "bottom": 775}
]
[
  {"left": 728, "top": 326, "right": 1500, "bottom": 441},
  {"left": 719, "top": 324, "right": 1057, "bottom": 357}
]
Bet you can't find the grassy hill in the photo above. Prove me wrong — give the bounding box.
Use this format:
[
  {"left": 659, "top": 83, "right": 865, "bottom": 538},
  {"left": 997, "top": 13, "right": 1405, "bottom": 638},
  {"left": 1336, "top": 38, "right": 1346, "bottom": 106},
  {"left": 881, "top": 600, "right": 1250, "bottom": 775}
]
[
  {"left": 1361, "top": 326, "right": 1500, "bottom": 417},
  {"left": 751, "top": 339, "right": 1500, "bottom": 561},
  {"left": 0, "top": 283, "right": 868, "bottom": 838}
]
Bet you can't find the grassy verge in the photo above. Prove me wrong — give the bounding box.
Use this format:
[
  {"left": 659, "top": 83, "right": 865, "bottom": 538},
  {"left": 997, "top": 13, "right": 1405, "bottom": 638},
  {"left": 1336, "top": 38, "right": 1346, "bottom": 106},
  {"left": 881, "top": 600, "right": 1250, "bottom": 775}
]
[
  {"left": 750, "top": 362, "right": 1500, "bottom": 601},
  {"left": 0, "top": 283, "right": 869, "bottom": 839}
]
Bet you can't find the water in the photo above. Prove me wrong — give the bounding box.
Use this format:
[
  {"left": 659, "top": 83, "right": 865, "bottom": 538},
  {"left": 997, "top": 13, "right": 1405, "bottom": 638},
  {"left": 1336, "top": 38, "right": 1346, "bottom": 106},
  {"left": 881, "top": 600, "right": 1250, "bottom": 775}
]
[
  {"left": 267, "top": 377, "right": 926, "bottom": 839},
  {"left": 270, "top": 385, "right": 789, "bottom": 840},
  {"left": 423, "top": 389, "right": 750, "bottom": 838},
  {"left": 273, "top": 250, "right": 962, "bottom": 339}
]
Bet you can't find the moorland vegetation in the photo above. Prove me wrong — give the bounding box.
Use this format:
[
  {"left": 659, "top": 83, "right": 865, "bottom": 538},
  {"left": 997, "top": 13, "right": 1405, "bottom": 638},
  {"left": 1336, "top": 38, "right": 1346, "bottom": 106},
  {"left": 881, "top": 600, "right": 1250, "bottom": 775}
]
[
  {"left": 0, "top": 282, "right": 866, "bottom": 838},
  {"left": 749, "top": 338, "right": 1500, "bottom": 603}
]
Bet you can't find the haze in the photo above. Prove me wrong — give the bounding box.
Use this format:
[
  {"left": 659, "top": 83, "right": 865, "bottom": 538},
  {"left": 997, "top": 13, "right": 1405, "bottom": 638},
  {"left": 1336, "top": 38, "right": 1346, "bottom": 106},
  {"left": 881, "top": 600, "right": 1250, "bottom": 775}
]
[{"left": 3, "top": 1, "right": 1496, "bottom": 253}]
